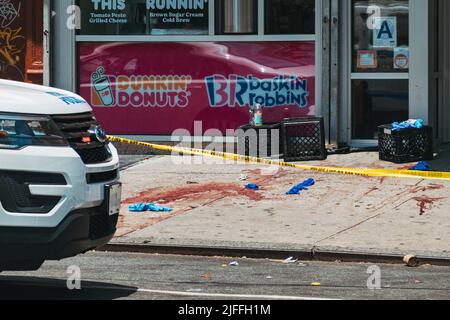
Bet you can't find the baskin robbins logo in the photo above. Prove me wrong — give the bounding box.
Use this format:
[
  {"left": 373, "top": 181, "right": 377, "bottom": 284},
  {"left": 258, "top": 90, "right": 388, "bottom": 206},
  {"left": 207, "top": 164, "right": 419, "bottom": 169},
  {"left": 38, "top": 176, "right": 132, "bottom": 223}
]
[
  {"left": 90, "top": 67, "right": 192, "bottom": 108},
  {"left": 205, "top": 75, "right": 309, "bottom": 108}
]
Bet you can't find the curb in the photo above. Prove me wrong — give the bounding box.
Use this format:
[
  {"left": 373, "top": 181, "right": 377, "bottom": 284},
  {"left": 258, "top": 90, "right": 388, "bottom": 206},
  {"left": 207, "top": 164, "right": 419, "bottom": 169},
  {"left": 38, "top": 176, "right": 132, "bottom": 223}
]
[{"left": 98, "top": 243, "right": 450, "bottom": 267}]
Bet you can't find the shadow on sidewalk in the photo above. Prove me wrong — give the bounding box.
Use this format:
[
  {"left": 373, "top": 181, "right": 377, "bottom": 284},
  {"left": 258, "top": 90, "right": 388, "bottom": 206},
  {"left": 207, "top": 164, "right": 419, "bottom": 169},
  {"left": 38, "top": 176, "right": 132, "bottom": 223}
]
[{"left": 429, "top": 143, "right": 450, "bottom": 172}]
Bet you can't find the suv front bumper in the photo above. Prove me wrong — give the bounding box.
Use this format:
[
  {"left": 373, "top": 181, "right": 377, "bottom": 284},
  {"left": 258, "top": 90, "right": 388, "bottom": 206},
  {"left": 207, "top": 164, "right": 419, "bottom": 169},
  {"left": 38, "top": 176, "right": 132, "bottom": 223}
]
[
  {"left": 0, "top": 205, "right": 118, "bottom": 270},
  {"left": 0, "top": 143, "right": 120, "bottom": 228},
  {"left": 0, "top": 143, "right": 120, "bottom": 269}
]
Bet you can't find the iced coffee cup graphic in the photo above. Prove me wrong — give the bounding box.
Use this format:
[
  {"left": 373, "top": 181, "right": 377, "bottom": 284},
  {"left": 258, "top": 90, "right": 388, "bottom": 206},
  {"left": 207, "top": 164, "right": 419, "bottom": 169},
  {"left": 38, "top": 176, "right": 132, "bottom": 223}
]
[{"left": 92, "top": 67, "right": 114, "bottom": 106}]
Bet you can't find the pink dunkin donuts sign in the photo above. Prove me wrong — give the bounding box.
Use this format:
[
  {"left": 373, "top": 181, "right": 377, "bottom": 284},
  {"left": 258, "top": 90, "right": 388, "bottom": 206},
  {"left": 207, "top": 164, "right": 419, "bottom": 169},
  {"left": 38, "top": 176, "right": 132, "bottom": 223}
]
[{"left": 78, "top": 42, "right": 316, "bottom": 135}]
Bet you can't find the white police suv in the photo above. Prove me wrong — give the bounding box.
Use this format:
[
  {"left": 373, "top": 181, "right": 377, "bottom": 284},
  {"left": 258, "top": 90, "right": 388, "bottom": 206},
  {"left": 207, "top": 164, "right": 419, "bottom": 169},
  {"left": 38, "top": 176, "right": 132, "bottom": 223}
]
[{"left": 0, "top": 79, "right": 121, "bottom": 271}]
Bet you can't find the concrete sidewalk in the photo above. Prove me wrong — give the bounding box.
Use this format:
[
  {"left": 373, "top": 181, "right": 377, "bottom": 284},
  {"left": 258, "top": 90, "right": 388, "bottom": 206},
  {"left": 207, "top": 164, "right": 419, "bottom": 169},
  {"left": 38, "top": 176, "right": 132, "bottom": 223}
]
[{"left": 111, "top": 150, "right": 450, "bottom": 262}]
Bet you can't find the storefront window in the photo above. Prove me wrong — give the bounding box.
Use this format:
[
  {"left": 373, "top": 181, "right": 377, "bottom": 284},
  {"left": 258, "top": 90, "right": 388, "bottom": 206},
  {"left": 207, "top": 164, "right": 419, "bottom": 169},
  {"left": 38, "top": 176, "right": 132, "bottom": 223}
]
[
  {"left": 75, "top": 1, "right": 318, "bottom": 136},
  {"left": 215, "top": 0, "right": 258, "bottom": 35},
  {"left": 78, "top": 0, "right": 209, "bottom": 35},
  {"left": 352, "top": 79, "right": 408, "bottom": 139},
  {"left": 265, "top": 0, "right": 315, "bottom": 35},
  {"left": 352, "top": 0, "right": 409, "bottom": 73}
]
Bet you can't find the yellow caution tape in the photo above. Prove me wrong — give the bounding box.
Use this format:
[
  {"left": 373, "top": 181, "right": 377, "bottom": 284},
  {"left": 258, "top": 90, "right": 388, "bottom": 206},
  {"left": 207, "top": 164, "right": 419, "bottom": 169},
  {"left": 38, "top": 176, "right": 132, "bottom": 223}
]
[{"left": 108, "top": 135, "right": 450, "bottom": 181}]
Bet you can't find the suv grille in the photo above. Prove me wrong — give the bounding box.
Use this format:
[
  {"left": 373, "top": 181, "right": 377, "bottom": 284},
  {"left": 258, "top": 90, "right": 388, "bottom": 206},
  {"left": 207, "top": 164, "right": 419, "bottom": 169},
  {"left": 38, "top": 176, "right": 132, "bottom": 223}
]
[
  {"left": 86, "top": 169, "right": 118, "bottom": 184},
  {"left": 52, "top": 113, "right": 112, "bottom": 164},
  {"left": 0, "top": 171, "right": 66, "bottom": 214}
]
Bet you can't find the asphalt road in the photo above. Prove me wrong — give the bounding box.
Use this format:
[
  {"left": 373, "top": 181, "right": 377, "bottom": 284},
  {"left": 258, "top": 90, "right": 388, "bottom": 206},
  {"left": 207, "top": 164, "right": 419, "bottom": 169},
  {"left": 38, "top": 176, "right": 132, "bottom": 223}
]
[{"left": 1, "top": 251, "right": 449, "bottom": 300}]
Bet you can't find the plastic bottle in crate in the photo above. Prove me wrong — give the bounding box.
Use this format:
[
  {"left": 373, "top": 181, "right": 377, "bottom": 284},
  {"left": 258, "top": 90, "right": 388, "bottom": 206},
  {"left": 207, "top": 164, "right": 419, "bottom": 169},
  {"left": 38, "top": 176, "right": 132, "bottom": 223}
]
[{"left": 253, "top": 104, "right": 263, "bottom": 127}]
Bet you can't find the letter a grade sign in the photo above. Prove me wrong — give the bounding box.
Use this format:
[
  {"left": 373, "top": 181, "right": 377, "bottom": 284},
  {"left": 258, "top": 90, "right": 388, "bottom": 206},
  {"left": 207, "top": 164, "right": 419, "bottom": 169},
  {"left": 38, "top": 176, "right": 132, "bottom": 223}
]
[{"left": 373, "top": 17, "right": 397, "bottom": 48}]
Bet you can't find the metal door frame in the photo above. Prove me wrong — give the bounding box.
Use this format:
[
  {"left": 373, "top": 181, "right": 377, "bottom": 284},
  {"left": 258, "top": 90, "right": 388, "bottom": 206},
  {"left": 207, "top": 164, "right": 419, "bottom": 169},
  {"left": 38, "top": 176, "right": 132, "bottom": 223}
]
[
  {"left": 339, "top": 0, "right": 429, "bottom": 147},
  {"left": 430, "top": 0, "right": 450, "bottom": 143}
]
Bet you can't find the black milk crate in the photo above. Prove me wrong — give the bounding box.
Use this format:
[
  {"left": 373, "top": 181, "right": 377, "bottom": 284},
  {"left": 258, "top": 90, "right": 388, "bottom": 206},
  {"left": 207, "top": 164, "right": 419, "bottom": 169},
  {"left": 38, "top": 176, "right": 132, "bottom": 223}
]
[
  {"left": 378, "top": 125, "right": 434, "bottom": 164},
  {"left": 281, "top": 117, "right": 327, "bottom": 162},
  {"left": 237, "top": 123, "right": 283, "bottom": 159}
]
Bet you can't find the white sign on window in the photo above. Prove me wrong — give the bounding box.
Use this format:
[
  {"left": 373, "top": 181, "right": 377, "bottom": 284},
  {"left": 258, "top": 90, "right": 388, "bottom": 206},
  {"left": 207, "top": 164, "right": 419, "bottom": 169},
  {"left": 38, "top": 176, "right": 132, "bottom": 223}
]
[
  {"left": 394, "top": 47, "right": 409, "bottom": 69},
  {"left": 373, "top": 17, "right": 397, "bottom": 48}
]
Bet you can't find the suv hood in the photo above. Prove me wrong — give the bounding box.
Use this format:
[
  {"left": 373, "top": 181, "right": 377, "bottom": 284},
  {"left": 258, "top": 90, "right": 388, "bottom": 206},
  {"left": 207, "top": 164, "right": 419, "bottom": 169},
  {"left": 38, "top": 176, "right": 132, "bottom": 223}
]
[{"left": 0, "top": 80, "right": 92, "bottom": 115}]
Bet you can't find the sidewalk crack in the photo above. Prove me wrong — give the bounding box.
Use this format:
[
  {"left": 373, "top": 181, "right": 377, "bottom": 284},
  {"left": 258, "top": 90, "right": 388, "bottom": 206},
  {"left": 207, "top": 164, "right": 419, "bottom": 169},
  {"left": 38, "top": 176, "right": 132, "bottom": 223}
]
[{"left": 313, "top": 179, "right": 425, "bottom": 246}]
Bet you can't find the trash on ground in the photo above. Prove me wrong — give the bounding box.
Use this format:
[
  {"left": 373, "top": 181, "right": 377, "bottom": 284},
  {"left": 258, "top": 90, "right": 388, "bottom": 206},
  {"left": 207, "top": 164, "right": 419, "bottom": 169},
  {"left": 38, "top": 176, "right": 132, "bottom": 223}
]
[
  {"left": 186, "top": 181, "right": 199, "bottom": 185},
  {"left": 129, "top": 203, "right": 173, "bottom": 212},
  {"left": 283, "top": 257, "right": 298, "bottom": 264},
  {"left": 409, "top": 161, "right": 430, "bottom": 171},
  {"left": 286, "top": 178, "right": 315, "bottom": 195},
  {"left": 392, "top": 119, "right": 424, "bottom": 131},
  {"left": 238, "top": 174, "right": 248, "bottom": 181},
  {"left": 229, "top": 261, "right": 239, "bottom": 267},
  {"left": 311, "top": 282, "right": 321, "bottom": 286},
  {"left": 298, "top": 262, "right": 309, "bottom": 267},
  {"left": 403, "top": 254, "right": 420, "bottom": 267},
  {"left": 245, "top": 184, "right": 260, "bottom": 190},
  {"left": 201, "top": 273, "right": 212, "bottom": 281}
]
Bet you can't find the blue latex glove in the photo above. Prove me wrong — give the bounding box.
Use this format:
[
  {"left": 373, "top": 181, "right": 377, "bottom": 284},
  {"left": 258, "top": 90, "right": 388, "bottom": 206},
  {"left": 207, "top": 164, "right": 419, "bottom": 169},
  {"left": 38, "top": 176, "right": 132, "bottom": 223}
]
[
  {"left": 129, "top": 203, "right": 173, "bottom": 212},
  {"left": 245, "top": 184, "right": 260, "bottom": 190},
  {"left": 287, "top": 178, "right": 315, "bottom": 195},
  {"left": 129, "top": 203, "right": 148, "bottom": 212},
  {"left": 392, "top": 119, "right": 424, "bottom": 131},
  {"left": 410, "top": 161, "right": 430, "bottom": 171},
  {"left": 146, "top": 203, "right": 173, "bottom": 212}
]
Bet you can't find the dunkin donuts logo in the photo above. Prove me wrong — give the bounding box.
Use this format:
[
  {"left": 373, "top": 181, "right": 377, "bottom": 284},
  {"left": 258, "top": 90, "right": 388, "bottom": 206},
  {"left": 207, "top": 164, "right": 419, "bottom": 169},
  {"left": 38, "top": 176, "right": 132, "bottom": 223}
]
[
  {"left": 91, "top": 67, "right": 192, "bottom": 108},
  {"left": 205, "top": 75, "right": 309, "bottom": 108}
]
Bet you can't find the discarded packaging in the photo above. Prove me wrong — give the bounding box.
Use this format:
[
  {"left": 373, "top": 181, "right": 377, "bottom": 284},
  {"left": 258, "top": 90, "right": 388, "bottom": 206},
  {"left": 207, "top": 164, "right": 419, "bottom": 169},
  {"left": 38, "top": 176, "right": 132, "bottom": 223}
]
[
  {"left": 403, "top": 254, "right": 420, "bottom": 267},
  {"left": 249, "top": 103, "right": 263, "bottom": 127},
  {"left": 283, "top": 257, "right": 298, "bottom": 264},
  {"left": 238, "top": 174, "right": 248, "bottom": 181},
  {"left": 201, "top": 273, "right": 212, "bottom": 281},
  {"left": 229, "top": 261, "right": 239, "bottom": 267},
  {"left": 298, "top": 262, "right": 308, "bottom": 267}
]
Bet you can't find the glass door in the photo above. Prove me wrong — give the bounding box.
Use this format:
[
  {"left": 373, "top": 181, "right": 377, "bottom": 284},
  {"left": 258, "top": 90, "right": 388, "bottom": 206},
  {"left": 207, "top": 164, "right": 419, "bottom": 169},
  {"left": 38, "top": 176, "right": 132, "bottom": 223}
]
[{"left": 350, "top": 0, "right": 410, "bottom": 143}]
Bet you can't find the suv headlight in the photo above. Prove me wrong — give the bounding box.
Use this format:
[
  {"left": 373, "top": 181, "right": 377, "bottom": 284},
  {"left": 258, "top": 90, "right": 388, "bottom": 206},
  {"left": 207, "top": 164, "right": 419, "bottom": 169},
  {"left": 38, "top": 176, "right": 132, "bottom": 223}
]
[{"left": 0, "top": 113, "right": 68, "bottom": 150}]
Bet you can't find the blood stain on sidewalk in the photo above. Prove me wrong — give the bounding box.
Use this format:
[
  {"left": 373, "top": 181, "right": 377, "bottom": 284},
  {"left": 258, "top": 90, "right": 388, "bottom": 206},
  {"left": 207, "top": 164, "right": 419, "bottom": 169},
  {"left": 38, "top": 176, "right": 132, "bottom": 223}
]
[
  {"left": 413, "top": 196, "right": 445, "bottom": 215},
  {"left": 409, "top": 184, "right": 444, "bottom": 194},
  {"left": 123, "top": 182, "right": 265, "bottom": 205}
]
